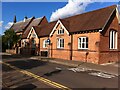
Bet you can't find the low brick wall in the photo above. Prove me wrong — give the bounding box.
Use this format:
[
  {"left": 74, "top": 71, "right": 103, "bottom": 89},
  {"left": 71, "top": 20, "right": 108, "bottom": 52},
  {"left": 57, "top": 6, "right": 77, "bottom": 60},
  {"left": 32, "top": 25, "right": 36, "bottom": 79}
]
[{"left": 6, "top": 49, "right": 16, "bottom": 54}]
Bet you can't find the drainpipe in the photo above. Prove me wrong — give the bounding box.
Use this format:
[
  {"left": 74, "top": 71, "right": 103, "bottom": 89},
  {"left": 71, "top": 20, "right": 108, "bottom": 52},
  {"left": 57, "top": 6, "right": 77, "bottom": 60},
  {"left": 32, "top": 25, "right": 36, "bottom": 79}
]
[
  {"left": 39, "top": 37, "right": 40, "bottom": 56},
  {"left": 70, "top": 34, "right": 73, "bottom": 60},
  {"left": 47, "top": 37, "right": 51, "bottom": 58},
  {"left": 85, "top": 51, "right": 89, "bottom": 62}
]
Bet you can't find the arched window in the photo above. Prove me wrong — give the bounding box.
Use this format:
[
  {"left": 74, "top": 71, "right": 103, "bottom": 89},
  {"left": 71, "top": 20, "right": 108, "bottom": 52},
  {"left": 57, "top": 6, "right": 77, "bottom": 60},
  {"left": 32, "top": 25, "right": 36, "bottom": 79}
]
[
  {"left": 109, "top": 30, "right": 117, "bottom": 49},
  {"left": 78, "top": 37, "right": 88, "bottom": 49}
]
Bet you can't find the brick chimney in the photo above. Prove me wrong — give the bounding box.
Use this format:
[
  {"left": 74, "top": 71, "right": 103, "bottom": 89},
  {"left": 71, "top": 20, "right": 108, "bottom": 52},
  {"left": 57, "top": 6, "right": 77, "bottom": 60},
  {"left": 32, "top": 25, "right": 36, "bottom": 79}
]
[
  {"left": 13, "top": 15, "right": 17, "bottom": 23},
  {"left": 24, "top": 16, "right": 28, "bottom": 22}
]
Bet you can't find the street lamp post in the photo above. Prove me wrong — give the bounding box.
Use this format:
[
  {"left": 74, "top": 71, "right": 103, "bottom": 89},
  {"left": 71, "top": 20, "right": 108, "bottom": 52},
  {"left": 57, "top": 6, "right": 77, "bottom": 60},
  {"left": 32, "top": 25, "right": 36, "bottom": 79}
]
[{"left": 47, "top": 38, "right": 51, "bottom": 58}]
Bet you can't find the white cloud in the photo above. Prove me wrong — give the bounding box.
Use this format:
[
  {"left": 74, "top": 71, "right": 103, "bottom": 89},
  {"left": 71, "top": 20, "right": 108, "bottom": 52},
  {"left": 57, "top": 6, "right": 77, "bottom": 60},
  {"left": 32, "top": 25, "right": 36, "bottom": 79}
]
[
  {"left": 0, "top": 21, "right": 3, "bottom": 27},
  {"left": 4, "top": 22, "right": 13, "bottom": 29},
  {"left": 50, "top": 0, "right": 95, "bottom": 21}
]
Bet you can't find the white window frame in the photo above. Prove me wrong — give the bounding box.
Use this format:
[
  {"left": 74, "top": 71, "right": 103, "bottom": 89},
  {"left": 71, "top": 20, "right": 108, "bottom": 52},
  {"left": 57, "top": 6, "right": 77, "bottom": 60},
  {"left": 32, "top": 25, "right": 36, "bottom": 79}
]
[
  {"left": 57, "top": 38, "right": 64, "bottom": 49},
  {"left": 57, "top": 27, "right": 64, "bottom": 35},
  {"left": 110, "top": 30, "right": 117, "bottom": 49},
  {"left": 78, "top": 37, "right": 88, "bottom": 49},
  {"left": 43, "top": 40, "right": 48, "bottom": 48}
]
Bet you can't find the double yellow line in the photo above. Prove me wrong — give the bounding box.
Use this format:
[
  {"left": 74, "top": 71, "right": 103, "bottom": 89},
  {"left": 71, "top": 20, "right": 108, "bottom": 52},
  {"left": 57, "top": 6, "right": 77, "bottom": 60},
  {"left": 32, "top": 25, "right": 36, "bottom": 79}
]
[{"left": 1, "top": 61, "right": 71, "bottom": 90}]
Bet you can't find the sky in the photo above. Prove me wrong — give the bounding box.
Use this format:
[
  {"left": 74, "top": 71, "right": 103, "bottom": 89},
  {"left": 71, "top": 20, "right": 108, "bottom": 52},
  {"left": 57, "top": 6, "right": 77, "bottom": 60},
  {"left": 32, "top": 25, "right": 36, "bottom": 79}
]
[{"left": 0, "top": 0, "right": 119, "bottom": 35}]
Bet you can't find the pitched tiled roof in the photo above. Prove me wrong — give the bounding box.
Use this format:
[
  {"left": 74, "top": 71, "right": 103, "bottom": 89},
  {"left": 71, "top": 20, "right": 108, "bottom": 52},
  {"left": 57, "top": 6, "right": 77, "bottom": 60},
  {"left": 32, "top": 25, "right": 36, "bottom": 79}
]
[
  {"left": 37, "top": 21, "right": 57, "bottom": 37},
  {"left": 22, "top": 17, "right": 44, "bottom": 38},
  {"left": 11, "top": 17, "right": 35, "bottom": 32},
  {"left": 36, "top": 5, "right": 117, "bottom": 37},
  {"left": 65, "top": 5, "right": 117, "bottom": 33}
]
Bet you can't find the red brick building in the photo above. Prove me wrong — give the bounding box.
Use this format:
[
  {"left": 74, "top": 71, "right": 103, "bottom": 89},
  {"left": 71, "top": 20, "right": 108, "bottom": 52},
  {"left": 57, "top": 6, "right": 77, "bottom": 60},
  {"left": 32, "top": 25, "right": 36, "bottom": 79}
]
[
  {"left": 35, "top": 5, "right": 119, "bottom": 64},
  {"left": 16, "top": 5, "right": 120, "bottom": 64},
  {"left": 10, "top": 16, "right": 48, "bottom": 54}
]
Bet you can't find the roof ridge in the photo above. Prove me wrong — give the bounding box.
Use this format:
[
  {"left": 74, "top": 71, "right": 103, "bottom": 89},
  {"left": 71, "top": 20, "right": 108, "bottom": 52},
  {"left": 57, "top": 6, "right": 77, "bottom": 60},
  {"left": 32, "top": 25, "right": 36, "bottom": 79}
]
[
  {"left": 49, "top": 5, "right": 117, "bottom": 23},
  {"left": 64, "top": 5, "right": 116, "bottom": 20},
  {"left": 13, "top": 17, "right": 34, "bottom": 24}
]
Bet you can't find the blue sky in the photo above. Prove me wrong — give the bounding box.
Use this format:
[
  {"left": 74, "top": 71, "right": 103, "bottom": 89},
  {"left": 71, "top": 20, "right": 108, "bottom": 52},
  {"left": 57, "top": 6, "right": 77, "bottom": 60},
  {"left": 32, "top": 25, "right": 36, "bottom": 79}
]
[{"left": 1, "top": 1, "right": 119, "bottom": 34}]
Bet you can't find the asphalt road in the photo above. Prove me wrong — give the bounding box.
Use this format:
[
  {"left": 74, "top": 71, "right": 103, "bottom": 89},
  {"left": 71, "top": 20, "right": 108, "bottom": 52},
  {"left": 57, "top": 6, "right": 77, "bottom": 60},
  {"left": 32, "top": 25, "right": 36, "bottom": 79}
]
[{"left": 1, "top": 54, "right": 119, "bottom": 90}]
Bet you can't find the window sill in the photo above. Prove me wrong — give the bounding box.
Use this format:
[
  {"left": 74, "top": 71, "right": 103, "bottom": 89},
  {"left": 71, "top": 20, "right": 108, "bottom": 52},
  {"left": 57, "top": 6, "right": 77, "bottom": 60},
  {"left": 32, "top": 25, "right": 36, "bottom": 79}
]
[
  {"left": 78, "top": 49, "right": 88, "bottom": 51},
  {"left": 57, "top": 48, "right": 64, "bottom": 50},
  {"left": 56, "top": 34, "right": 64, "bottom": 36},
  {"left": 109, "top": 49, "right": 118, "bottom": 51},
  {"left": 43, "top": 47, "right": 47, "bottom": 49}
]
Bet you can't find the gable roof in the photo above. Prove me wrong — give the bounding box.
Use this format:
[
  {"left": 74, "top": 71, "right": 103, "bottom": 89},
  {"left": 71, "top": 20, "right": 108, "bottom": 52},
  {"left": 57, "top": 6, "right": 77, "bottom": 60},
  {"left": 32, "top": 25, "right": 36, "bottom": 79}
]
[
  {"left": 64, "top": 5, "right": 117, "bottom": 33},
  {"left": 38, "top": 21, "right": 57, "bottom": 37},
  {"left": 10, "top": 17, "right": 35, "bottom": 32},
  {"left": 36, "top": 5, "right": 117, "bottom": 37},
  {"left": 22, "top": 17, "right": 45, "bottom": 38}
]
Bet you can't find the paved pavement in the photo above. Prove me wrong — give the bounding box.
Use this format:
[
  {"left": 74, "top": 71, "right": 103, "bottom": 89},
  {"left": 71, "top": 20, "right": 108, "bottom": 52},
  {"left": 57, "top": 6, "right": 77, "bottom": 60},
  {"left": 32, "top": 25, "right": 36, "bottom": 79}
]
[{"left": 30, "top": 56, "right": 119, "bottom": 76}]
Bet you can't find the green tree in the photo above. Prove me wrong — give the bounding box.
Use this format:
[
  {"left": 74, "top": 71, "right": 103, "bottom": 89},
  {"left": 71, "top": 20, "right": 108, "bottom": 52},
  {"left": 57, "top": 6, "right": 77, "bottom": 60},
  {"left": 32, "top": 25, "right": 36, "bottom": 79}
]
[{"left": 2, "top": 29, "right": 21, "bottom": 51}]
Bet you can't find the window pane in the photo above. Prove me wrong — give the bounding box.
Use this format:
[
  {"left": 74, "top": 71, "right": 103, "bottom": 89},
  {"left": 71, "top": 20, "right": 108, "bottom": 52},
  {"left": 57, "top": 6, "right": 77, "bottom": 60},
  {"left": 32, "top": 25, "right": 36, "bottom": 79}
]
[
  {"left": 62, "top": 39, "right": 64, "bottom": 47},
  {"left": 60, "top": 39, "right": 64, "bottom": 48},
  {"left": 86, "top": 37, "right": 88, "bottom": 48},
  {"left": 110, "top": 30, "right": 118, "bottom": 49},
  {"left": 86, "top": 37, "right": 88, "bottom": 43},
  {"left": 58, "top": 30, "right": 59, "bottom": 34},
  {"left": 111, "top": 31, "right": 113, "bottom": 48},
  {"left": 79, "top": 38, "right": 81, "bottom": 43},
  {"left": 86, "top": 43, "right": 88, "bottom": 48},
  {"left": 60, "top": 30, "right": 61, "bottom": 34},
  {"left": 82, "top": 43, "right": 85, "bottom": 48},
  {"left": 78, "top": 37, "right": 88, "bottom": 49},
  {"left": 83, "top": 38, "right": 85, "bottom": 42},
  {"left": 63, "top": 30, "right": 64, "bottom": 33},
  {"left": 79, "top": 38, "right": 81, "bottom": 48}
]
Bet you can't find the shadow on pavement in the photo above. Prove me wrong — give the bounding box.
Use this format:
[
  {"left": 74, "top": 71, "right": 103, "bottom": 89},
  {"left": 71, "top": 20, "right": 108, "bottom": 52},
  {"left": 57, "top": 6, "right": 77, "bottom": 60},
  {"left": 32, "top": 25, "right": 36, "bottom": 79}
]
[
  {"left": 6, "top": 59, "right": 48, "bottom": 70},
  {"left": 13, "top": 84, "right": 37, "bottom": 90},
  {"left": 2, "top": 54, "right": 33, "bottom": 59},
  {"left": 2, "top": 64, "right": 14, "bottom": 72},
  {"left": 2, "top": 84, "right": 37, "bottom": 90}
]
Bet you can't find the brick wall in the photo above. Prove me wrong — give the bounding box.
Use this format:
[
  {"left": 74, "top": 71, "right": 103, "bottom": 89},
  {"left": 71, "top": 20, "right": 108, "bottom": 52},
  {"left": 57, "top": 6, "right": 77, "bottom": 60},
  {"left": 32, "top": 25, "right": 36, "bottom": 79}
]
[
  {"left": 40, "top": 23, "right": 71, "bottom": 60},
  {"left": 6, "top": 49, "right": 16, "bottom": 54},
  {"left": 119, "top": 24, "right": 120, "bottom": 61},
  {"left": 72, "top": 32, "right": 100, "bottom": 64},
  {"left": 99, "top": 11, "right": 119, "bottom": 64},
  {"left": 50, "top": 23, "right": 70, "bottom": 60}
]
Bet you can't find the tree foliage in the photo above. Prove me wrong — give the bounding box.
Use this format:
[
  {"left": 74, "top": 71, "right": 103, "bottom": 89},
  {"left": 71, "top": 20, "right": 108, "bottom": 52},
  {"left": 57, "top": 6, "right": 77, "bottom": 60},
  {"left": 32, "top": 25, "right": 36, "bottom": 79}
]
[{"left": 2, "top": 29, "right": 21, "bottom": 51}]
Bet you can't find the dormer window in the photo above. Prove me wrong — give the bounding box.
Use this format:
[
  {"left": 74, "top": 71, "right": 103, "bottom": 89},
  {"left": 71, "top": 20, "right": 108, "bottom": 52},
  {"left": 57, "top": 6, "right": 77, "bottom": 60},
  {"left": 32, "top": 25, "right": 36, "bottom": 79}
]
[{"left": 58, "top": 27, "right": 64, "bottom": 35}]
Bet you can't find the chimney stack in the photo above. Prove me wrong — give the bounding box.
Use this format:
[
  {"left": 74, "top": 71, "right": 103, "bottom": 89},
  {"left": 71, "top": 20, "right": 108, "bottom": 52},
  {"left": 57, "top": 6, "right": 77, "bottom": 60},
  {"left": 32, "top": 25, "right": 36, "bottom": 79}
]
[
  {"left": 24, "top": 16, "right": 28, "bottom": 22},
  {"left": 13, "top": 15, "right": 17, "bottom": 23}
]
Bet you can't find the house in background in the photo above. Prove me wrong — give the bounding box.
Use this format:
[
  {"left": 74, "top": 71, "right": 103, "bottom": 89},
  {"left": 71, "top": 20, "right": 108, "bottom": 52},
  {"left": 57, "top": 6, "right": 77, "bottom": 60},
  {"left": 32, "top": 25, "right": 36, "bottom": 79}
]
[
  {"left": 29, "top": 5, "right": 119, "bottom": 64},
  {"left": 11, "top": 16, "right": 35, "bottom": 36},
  {"left": 10, "top": 16, "right": 48, "bottom": 54},
  {"left": 21, "top": 16, "right": 48, "bottom": 55}
]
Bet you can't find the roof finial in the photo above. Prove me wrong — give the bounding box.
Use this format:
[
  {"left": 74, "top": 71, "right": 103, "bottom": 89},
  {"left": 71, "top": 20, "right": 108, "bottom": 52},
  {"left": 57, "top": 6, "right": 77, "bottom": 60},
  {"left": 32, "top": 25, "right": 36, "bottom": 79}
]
[{"left": 13, "top": 15, "right": 17, "bottom": 23}]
